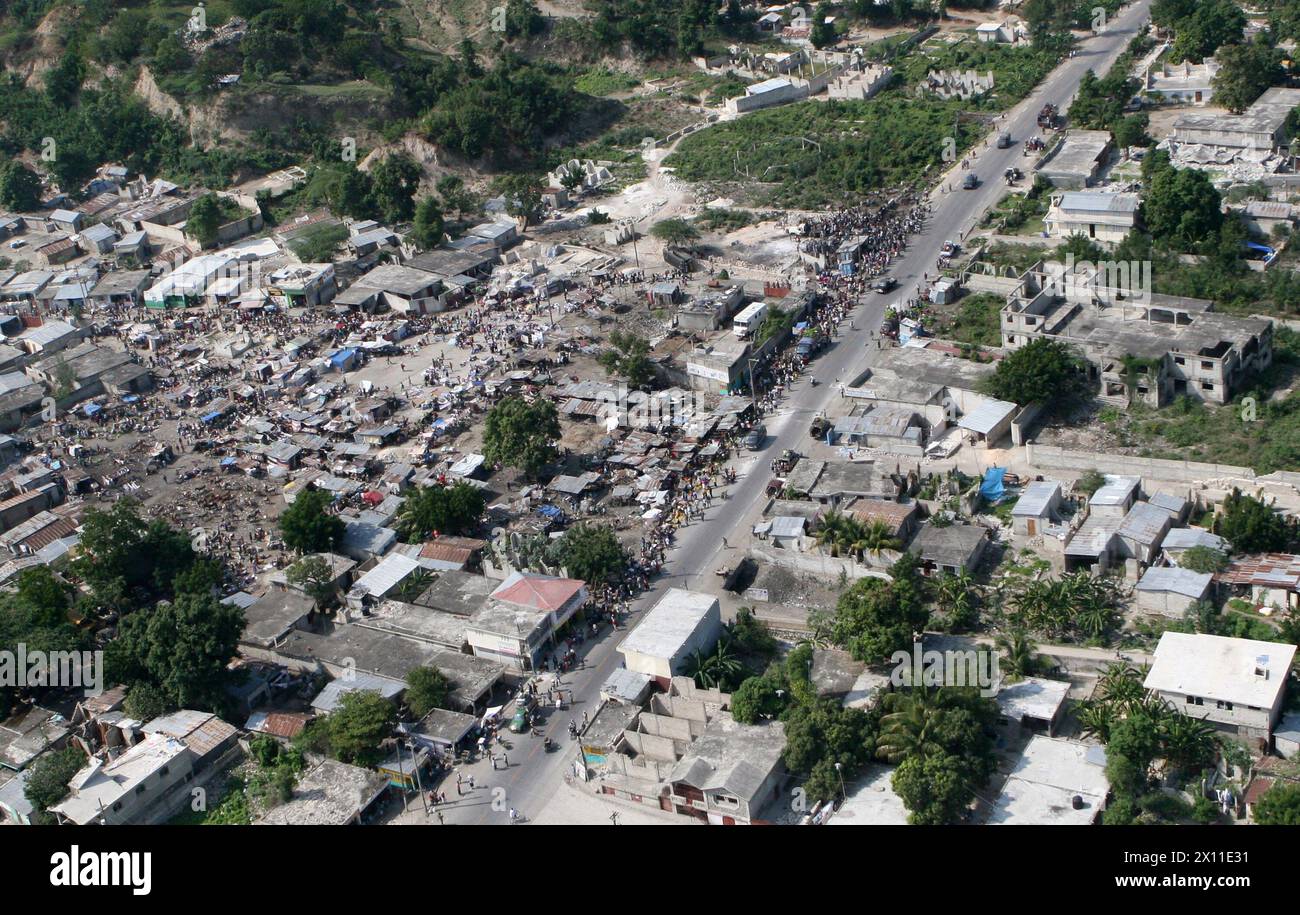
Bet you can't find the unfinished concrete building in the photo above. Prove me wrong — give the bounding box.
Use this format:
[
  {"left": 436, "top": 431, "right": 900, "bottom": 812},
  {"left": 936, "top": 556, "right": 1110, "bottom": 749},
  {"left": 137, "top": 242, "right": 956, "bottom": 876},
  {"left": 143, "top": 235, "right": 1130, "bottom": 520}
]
[{"left": 1001, "top": 260, "right": 1273, "bottom": 407}]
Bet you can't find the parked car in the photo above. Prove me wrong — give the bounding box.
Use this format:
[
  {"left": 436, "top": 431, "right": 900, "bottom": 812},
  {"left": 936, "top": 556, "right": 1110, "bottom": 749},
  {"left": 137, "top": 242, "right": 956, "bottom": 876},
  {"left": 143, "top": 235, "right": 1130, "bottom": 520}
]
[{"left": 743, "top": 424, "right": 767, "bottom": 451}]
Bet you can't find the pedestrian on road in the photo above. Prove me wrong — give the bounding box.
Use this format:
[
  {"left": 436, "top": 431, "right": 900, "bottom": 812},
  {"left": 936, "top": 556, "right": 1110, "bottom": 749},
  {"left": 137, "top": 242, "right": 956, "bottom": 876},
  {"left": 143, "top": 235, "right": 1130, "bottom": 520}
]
[{"left": 436, "top": 810, "right": 445, "bottom": 824}]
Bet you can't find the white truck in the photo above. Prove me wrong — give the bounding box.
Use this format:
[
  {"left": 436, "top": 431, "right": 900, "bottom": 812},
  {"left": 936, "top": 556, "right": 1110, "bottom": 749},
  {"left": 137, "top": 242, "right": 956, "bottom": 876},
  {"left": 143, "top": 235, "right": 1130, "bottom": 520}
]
[{"left": 733, "top": 301, "right": 768, "bottom": 338}]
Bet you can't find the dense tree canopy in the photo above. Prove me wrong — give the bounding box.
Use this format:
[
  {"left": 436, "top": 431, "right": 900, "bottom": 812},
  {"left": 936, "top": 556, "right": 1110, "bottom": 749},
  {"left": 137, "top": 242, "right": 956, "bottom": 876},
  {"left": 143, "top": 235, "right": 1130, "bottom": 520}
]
[
  {"left": 106, "top": 590, "right": 245, "bottom": 716},
  {"left": 1216, "top": 489, "right": 1297, "bottom": 553},
  {"left": 280, "top": 486, "right": 345, "bottom": 553},
  {"left": 554, "top": 524, "right": 629, "bottom": 584},
  {"left": 984, "top": 338, "right": 1089, "bottom": 411},
  {"left": 483, "top": 396, "right": 561, "bottom": 478},
  {"left": 395, "top": 482, "right": 486, "bottom": 542}
]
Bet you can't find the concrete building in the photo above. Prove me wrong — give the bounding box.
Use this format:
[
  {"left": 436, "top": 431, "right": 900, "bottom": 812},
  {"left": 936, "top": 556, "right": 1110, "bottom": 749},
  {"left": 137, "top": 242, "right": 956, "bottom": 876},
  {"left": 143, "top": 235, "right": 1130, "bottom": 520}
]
[
  {"left": 1143, "top": 632, "right": 1297, "bottom": 740},
  {"left": 1035, "top": 130, "right": 1112, "bottom": 189},
  {"left": 986, "top": 736, "right": 1108, "bottom": 825},
  {"left": 1044, "top": 191, "right": 1140, "bottom": 244},
  {"left": 666, "top": 714, "right": 787, "bottom": 824},
  {"left": 1171, "top": 87, "right": 1300, "bottom": 153},
  {"left": 1135, "top": 566, "right": 1213, "bottom": 617},
  {"left": 1144, "top": 58, "right": 1218, "bottom": 105},
  {"left": 1002, "top": 260, "right": 1274, "bottom": 407},
  {"left": 910, "top": 523, "right": 989, "bottom": 575},
  {"left": 618, "top": 588, "right": 722, "bottom": 687}
]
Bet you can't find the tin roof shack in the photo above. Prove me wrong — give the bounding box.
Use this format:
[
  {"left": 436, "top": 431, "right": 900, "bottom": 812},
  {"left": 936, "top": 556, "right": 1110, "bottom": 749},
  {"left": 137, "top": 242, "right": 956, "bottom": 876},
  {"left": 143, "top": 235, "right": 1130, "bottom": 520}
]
[
  {"left": 1011, "top": 480, "right": 1064, "bottom": 537},
  {"left": 1162, "top": 527, "right": 1227, "bottom": 565},
  {"left": 255, "top": 758, "right": 388, "bottom": 825},
  {"left": 1044, "top": 191, "right": 1140, "bottom": 245},
  {"left": 1216, "top": 552, "right": 1300, "bottom": 610},
  {"left": 0, "top": 706, "right": 70, "bottom": 772},
  {"left": 618, "top": 588, "right": 722, "bottom": 688},
  {"left": 1135, "top": 566, "right": 1213, "bottom": 617},
  {"left": 1239, "top": 200, "right": 1295, "bottom": 238},
  {"left": 345, "top": 551, "right": 422, "bottom": 611},
  {"left": 667, "top": 713, "right": 787, "bottom": 824},
  {"left": 783, "top": 459, "right": 902, "bottom": 505},
  {"left": 141, "top": 710, "right": 239, "bottom": 774},
  {"left": 1143, "top": 632, "right": 1297, "bottom": 740},
  {"left": 51, "top": 734, "right": 193, "bottom": 825},
  {"left": 985, "top": 736, "right": 1108, "bottom": 825},
  {"left": 1035, "top": 130, "right": 1113, "bottom": 189},
  {"left": 0, "top": 767, "right": 33, "bottom": 824},
  {"left": 15, "top": 320, "right": 83, "bottom": 358},
  {"left": 830, "top": 406, "right": 925, "bottom": 454},
  {"left": 1114, "top": 501, "right": 1173, "bottom": 568},
  {"left": 848, "top": 498, "right": 920, "bottom": 543},
  {"left": 910, "top": 523, "right": 989, "bottom": 576}
]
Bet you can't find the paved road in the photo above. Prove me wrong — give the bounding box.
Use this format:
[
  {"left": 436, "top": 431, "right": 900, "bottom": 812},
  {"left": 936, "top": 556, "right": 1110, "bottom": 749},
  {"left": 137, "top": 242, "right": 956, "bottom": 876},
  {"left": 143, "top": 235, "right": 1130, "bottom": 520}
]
[{"left": 435, "top": 0, "right": 1152, "bottom": 825}]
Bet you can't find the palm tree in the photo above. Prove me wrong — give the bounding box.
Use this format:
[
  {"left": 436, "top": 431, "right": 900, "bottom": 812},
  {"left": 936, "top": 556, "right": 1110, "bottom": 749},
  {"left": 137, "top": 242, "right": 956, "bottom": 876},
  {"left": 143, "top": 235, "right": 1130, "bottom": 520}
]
[
  {"left": 1160, "top": 713, "right": 1218, "bottom": 776},
  {"left": 1076, "top": 700, "right": 1118, "bottom": 743},
  {"left": 877, "top": 691, "right": 946, "bottom": 763},
  {"left": 684, "top": 648, "right": 711, "bottom": 688},
  {"left": 996, "top": 628, "right": 1044, "bottom": 682},
  {"left": 1097, "top": 662, "right": 1145, "bottom": 707},
  {"left": 705, "top": 639, "right": 744, "bottom": 689},
  {"left": 855, "top": 519, "right": 901, "bottom": 558}
]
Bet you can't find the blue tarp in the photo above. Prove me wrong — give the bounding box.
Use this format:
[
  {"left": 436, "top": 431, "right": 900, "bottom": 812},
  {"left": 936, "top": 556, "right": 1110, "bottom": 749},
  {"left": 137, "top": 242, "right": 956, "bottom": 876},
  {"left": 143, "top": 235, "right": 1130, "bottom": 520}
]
[
  {"left": 220, "top": 457, "right": 237, "bottom": 466},
  {"left": 121, "top": 395, "right": 140, "bottom": 404},
  {"left": 82, "top": 403, "right": 102, "bottom": 417},
  {"left": 200, "top": 410, "right": 222, "bottom": 424},
  {"left": 979, "top": 467, "right": 1007, "bottom": 503},
  {"left": 538, "top": 504, "right": 563, "bottom": 519}
]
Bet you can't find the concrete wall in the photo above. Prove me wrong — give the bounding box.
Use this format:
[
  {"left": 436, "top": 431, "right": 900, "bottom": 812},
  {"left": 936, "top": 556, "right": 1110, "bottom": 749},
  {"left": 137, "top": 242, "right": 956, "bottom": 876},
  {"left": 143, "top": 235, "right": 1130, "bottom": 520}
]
[{"left": 1025, "top": 443, "right": 1257, "bottom": 485}]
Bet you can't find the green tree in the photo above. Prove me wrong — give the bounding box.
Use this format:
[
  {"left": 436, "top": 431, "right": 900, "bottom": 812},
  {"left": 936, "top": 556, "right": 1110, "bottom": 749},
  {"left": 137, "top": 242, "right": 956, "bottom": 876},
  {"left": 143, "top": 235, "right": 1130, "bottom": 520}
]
[
  {"left": 187, "top": 194, "right": 223, "bottom": 248},
  {"left": 811, "top": 3, "right": 836, "bottom": 49},
  {"left": 24, "top": 746, "right": 85, "bottom": 821},
  {"left": 650, "top": 217, "right": 700, "bottom": 247},
  {"left": 0, "top": 161, "right": 42, "bottom": 212},
  {"left": 730, "top": 673, "right": 787, "bottom": 724},
  {"left": 299, "top": 689, "right": 396, "bottom": 766},
  {"left": 286, "top": 555, "right": 339, "bottom": 610},
  {"left": 280, "top": 486, "right": 345, "bottom": 553},
  {"left": 405, "top": 666, "right": 452, "bottom": 717},
  {"left": 1169, "top": 0, "right": 1244, "bottom": 63},
  {"left": 482, "top": 396, "right": 561, "bottom": 478},
  {"left": 817, "top": 557, "right": 929, "bottom": 663},
  {"left": 395, "top": 482, "right": 485, "bottom": 541},
  {"left": 892, "top": 751, "right": 974, "bottom": 825},
  {"left": 554, "top": 524, "right": 628, "bottom": 584},
  {"left": 123, "top": 682, "right": 172, "bottom": 722},
  {"left": 1211, "top": 42, "right": 1284, "bottom": 114},
  {"left": 503, "top": 0, "right": 545, "bottom": 38},
  {"left": 369, "top": 152, "right": 422, "bottom": 224},
  {"left": 107, "top": 591, "right": 245, "bottom": 714},
  {"left": 496, "top": 173, "right": 545, "bottom": 229},
  {"left": 1178, "top": 545, "right": 1229, "bottom": 573},
  {"left": 1142, "top": 158, "right": 1223, "bottom": 251},
  {"left": 985, "top": 338, "right": 1088, "bottom": 411},
  {"left": 411, "top": 196, "right": 445, "bottom": 249},
  {"left": 1217, "top": 488, "right": 1296, "bottom": 553},
  {"left": 1254, "top": 781, "right": 1300, "bottom": 825},
  {"left": 599, "top": 331, "right": 655, "bottom": 389}
]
